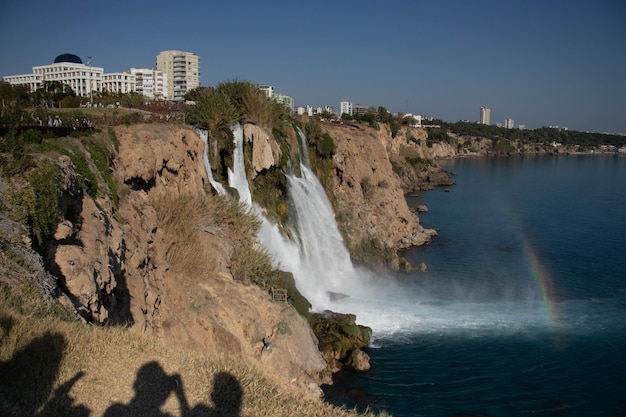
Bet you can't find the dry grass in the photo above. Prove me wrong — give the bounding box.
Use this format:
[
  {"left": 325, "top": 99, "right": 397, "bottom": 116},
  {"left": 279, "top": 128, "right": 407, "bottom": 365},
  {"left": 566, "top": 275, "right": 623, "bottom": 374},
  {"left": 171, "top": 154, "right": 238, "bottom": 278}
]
[
  {"left": 0, "top": 286, "right": 391, "bottom": 417},
  {"left": 152, "top": 192, "right": 277, "bottom": 287}
]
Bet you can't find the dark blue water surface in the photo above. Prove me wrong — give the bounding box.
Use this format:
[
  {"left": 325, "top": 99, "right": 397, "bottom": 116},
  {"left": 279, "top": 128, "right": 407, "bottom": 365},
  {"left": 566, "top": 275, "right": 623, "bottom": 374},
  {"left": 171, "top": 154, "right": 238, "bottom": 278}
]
[{"left": 324, "top": 155, "right": 626, "bottom": 417}]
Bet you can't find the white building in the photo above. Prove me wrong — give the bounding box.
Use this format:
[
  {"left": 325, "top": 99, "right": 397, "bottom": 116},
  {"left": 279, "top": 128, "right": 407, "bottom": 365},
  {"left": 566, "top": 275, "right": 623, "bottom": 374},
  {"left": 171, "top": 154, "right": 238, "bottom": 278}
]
[
  {"left": 505, "top": 118, "right": 514, "bottom": 129},
  {"left": 156, "top": 50, "right": 200, "bottom": 102},
  {"left": 404, "top": 113, "right": 422, "bottom": 127},
  {"left": 274, "top": 92, "right": 294, "bottom": 114},
  {"left": 102, "top": 72, "right": 135, "bottom": 95},
  {"left": 130, "top": 68, "right": 168, "bottom": 100},
  {"left": 3, "top": 53, "right": 104, "bottom": 97},
  {"left": 480, "top": 106, "right": 491, "bottom": 125},
  {"left": 340, "top": 100, "right": 353, "bottom": 116},
  {"left": 259, "top": 85, "right": 274, "bottom": 98}
]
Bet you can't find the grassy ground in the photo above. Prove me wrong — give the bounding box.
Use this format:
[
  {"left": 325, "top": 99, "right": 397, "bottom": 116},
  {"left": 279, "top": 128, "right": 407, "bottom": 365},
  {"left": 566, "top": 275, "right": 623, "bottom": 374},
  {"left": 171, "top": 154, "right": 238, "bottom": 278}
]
[{"left": 0, "top": 285, "right": 390, "bottom": 417}]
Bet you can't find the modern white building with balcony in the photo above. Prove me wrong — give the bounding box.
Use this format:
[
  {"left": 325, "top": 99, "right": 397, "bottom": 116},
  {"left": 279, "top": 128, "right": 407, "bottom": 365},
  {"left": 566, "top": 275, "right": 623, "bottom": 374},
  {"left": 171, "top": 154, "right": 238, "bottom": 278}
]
[
  {"left": 102, "top": 72, "right": 136, "bottom": 95},
  {"left": 156, "top": 50, "right": 200, "bottom": 102},
  {"left": 129, "top": 68, "right": 168, "bottom": 100},
  {"left": 340, "top": 100, "right": 353, "bottom": 116}
]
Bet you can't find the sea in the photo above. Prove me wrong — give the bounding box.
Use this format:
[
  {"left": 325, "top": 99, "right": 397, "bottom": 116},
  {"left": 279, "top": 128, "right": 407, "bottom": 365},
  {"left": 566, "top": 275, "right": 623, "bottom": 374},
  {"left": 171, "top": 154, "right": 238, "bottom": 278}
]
[{"left": 323, "top": 154, "right": 626, "bottom": 417}]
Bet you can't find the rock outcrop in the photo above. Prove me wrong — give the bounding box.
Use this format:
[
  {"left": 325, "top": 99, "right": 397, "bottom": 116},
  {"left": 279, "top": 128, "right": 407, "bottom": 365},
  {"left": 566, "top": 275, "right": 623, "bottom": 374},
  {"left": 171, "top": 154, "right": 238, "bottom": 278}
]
[
  {"left": 311, "top": 311, "right": 372, "bottom": 373},
  {"left": 244, "top": 123, "right": 282, "bottom": 176},
  {"left": 319, "top": 123, "right": 439, "bottom": 268}
]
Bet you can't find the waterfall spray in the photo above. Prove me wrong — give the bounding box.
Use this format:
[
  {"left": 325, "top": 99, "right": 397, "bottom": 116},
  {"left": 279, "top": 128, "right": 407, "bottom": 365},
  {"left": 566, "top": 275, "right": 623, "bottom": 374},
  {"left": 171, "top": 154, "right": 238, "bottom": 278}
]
[{"left": 200, "top": 123, "right": 362, "bottom": 310}]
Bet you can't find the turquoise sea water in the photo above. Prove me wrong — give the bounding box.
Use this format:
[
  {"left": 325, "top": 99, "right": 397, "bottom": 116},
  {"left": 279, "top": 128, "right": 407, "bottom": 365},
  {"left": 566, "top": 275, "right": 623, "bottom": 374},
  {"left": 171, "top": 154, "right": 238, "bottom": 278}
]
[{"left": 324, "top": 155, "right": 626, "bottom": 417}]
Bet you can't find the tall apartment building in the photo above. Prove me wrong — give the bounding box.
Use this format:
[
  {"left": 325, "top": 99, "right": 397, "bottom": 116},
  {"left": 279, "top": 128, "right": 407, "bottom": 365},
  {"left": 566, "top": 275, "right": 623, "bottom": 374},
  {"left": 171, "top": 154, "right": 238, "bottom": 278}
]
[
  {"left": 480, "top": 107, "right": 491, "bottom": 125},
  {"left": 156, "top": 50, "right": 200, "bottom": 102},
  {"left": 505, "top": 118, "right": 515, "bottom": 129},
  {"left": 340, "top": 100, "right": 353, "bottom": 116},
  {"left": 129, "top": 68, "right": 168, "bottom": 100}
]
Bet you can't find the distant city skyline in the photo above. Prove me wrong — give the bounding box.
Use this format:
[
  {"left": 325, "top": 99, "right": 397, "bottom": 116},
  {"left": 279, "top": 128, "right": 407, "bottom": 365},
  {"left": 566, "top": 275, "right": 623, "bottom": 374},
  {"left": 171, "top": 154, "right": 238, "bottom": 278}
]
[{"left": 0, "top": 1, "right": 624, "bottom": 133}]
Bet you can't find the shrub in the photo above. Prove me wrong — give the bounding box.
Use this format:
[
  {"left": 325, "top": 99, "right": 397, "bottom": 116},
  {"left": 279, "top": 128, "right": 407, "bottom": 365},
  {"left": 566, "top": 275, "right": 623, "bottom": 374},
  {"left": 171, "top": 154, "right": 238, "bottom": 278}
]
[
  {"left": 22, "top": 129, "right": 43, "bottom": 144},
  {"left": 27, "top": 160, "right": 60, "bottom": 251},
  {"left": 230, "top": 243, "right": 277, "bottom": 288},
  {"left": 85, "top": 138, "right": 118, "bottom": 209}
]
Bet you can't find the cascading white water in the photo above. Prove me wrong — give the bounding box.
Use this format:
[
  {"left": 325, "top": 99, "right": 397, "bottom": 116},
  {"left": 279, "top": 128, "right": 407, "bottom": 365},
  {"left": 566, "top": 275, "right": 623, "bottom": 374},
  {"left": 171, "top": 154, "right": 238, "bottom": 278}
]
[
  {"left": 201, "top": 123, "right": 362, "bottom": 310},
  {"left": 227, "top": 123, "right": 252, "bottom": 205},
  {"left": 285, "top": 164, "right": 357, "bottom": 300},
  {"left": 196, "top": 128, "right": 226, "bottom": 194}
]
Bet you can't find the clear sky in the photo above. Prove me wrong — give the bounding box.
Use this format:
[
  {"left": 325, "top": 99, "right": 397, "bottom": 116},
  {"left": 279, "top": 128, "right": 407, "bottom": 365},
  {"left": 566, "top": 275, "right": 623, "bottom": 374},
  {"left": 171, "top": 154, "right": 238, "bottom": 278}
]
[{"left": 1, "top": 0, "right": 625, "bottom": 133}]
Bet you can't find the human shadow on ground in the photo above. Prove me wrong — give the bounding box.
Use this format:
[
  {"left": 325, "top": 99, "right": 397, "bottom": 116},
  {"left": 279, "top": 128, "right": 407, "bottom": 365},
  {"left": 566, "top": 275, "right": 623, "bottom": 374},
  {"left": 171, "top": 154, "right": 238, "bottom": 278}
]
[
  {"left": 186, "top": 372, "right": 243, "bottom": 417},
  {"left": 0, "top": 320, "right": 89, "bottom": 416},
  {"left": 103, "top": 361, "right": 243, "bottom": 417}
]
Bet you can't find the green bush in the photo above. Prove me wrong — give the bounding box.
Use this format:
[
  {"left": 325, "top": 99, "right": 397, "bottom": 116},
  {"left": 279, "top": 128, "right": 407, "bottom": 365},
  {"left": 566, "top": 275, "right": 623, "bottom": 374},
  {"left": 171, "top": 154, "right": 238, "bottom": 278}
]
[
  {"left": 85, "top": 139, "right": 118, "bottom": 208},
  {"left": 22, "top": 129, "right": 43, "bottom": 144},
  {"left": 27, "top": 160, "right": 60, "bottom": 251},
  {"left": 34, "top": 140, "right": 98, "bottom": 199}
]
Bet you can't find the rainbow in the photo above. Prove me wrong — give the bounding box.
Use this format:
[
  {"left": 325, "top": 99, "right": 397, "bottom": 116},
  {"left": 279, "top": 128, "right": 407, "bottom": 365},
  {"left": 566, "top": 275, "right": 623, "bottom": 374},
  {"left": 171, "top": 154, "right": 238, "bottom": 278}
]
[
  {"left": 522, "top": 239, "right": 568, "bottom": 348},
  {"left": 501, "top": 199, "right": 567, "bottom": 347}
]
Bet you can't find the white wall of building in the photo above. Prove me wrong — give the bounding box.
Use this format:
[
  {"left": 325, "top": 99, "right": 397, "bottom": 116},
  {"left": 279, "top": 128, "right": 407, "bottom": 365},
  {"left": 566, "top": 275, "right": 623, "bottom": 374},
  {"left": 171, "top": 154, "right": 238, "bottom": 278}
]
[
  {"left": 340, "top": 100, "right": 353, "bottom": 116},
  {"left": 102, "top": 72, "right": 136, "bottom": 94}
]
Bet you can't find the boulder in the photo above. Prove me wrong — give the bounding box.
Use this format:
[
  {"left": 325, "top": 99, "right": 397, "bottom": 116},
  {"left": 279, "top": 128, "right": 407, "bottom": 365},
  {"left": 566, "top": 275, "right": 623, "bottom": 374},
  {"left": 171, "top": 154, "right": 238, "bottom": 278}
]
[
  {"left": 311, "top": 310, "right": 372, "bottom": 372},
  {"left": 346, "top": 347, "right": 371, "bottom": 371}
]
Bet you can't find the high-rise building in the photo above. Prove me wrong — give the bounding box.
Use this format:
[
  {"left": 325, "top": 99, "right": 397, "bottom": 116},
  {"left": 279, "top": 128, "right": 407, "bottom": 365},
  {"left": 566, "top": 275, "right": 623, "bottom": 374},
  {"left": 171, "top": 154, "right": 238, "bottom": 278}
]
[
  {"left": 156, "top": 50, "right": 200, "bottom": 102},
  {"left": 480, "top": 107, "right": 491, "bottom": 125},
  {"left": 340, "top": 100, "right": 353, "bottom": 116},
  {"left": 505, "top": 118, "right": 514, "bottom": 129},
  {"left": 130, "top": 68, "right": 169, "bottom": 100}
]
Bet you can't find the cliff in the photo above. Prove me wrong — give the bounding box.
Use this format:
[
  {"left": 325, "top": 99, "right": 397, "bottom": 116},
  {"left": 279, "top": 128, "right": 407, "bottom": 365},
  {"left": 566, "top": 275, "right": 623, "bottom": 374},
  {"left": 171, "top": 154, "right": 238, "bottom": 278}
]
[
  {"left": 0, "top": 120, "right": 450, "bottom": 400},
  {"left": 319, "top": 122, "right": 449, "bottom": 267}
]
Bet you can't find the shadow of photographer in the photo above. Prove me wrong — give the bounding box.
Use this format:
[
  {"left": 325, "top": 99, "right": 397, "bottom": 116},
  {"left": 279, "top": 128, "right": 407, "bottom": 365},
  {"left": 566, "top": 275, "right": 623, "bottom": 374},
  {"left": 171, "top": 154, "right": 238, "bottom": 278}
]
[
  {"left": 0, "top": 320, "right": 89, "bottom": 417},
  {"left": 103, "top": 361, "right": 242, "bottom": 417}
]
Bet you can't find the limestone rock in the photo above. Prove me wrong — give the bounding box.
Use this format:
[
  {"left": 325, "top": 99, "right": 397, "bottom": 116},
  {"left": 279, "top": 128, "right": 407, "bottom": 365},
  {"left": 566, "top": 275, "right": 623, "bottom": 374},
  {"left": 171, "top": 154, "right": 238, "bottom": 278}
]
[
  {"left": 321, "top": 123, "right": 440, "bottom": 268},
  {"left": 244, "top": 123, "right": 282, "bottom": 176},
  {"left": 346, "top": 347, "right": 371, "bottom": 371},
  {"left": 311, "top": 310, "right": 372, "bottom": 372}
]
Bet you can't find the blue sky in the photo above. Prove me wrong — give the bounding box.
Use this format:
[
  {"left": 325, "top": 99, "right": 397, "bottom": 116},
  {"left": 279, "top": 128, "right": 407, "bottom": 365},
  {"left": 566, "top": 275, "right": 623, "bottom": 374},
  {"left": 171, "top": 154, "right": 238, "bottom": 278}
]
[{"left": 1, "top": 0, "right": 625, "bottom": 133}]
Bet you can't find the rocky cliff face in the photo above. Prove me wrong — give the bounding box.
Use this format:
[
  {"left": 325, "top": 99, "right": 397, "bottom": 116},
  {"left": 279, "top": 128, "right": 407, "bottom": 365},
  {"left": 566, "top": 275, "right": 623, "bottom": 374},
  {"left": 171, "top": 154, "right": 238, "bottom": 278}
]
[
  {"left": 319, "top": 123, "right": 443, "bottom": 268},
  {"left": 1, "top": 120, "right": 451, "bottom": 395},
  {"left": 17, "top": 124, "right": 329, "bottom": 397}
]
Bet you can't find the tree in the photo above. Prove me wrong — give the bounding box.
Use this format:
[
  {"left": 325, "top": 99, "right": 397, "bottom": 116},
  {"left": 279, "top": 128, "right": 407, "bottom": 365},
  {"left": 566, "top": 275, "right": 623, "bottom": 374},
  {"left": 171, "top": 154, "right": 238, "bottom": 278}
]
[
  {"left": 0, "top": 82, "right": 30, "bottom": 108},
  {"left": 35, "top": 81, "right": 75, "bottom": 108},
  {"left": 185, "top": 87, "right": 238, "bottom": 140}
]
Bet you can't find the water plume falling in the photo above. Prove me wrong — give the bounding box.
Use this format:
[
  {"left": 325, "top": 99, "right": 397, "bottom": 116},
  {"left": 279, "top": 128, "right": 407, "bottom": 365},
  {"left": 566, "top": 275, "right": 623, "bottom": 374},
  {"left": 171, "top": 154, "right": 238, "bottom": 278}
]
[
  {"left": 200, "top": 123, "right": 361, "bottom": 310},
  {"left": 196, "top": 129, "right": 226, "bottom": 194}
]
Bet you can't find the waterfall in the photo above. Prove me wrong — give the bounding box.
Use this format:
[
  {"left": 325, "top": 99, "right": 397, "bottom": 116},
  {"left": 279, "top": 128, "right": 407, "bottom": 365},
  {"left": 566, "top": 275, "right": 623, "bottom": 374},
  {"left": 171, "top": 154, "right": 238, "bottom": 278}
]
[
  {"left": 285, "top": 157, "right": 357, "bottom": 302},
  {"left": 197, "top": 128, "right": 226, "bottom": 194},
  {"left": 201, "top": 123, "right": 361, "bottom": 311},
  {"left": 227, "top": 123, "right": 252, "bottom": 205}
]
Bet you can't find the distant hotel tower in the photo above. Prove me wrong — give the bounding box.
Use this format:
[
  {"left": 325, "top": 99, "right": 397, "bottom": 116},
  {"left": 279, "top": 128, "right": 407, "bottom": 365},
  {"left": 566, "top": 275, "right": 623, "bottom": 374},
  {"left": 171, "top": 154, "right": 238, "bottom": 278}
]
[
  {"left": 156, "top": 50, "right": 200, "bottom": 102},
  {"left": 480, "top": 107, "right": 491, "bottom": 125}
]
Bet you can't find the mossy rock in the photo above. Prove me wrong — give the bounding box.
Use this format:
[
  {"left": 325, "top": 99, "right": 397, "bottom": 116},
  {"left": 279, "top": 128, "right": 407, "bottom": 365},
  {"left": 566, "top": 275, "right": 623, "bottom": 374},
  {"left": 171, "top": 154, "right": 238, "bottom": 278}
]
[{"left": 275, "top": 271, "right": 311, "bottom": 321}]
